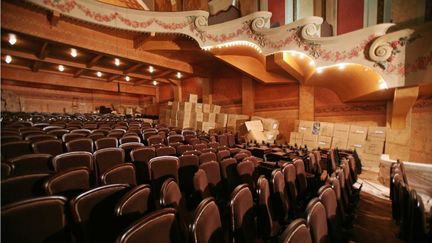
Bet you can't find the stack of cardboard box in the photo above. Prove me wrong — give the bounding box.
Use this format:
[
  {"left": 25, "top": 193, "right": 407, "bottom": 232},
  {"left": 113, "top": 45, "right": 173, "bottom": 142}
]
[
  {"left": 361, "top": 127, "right": 386, "bottom": 168},
  {"left": 251, "top": 116, "right": 280, "bottom": 142},
  {"left": 289, "top": 120, "right": 386, "bottom": 169},
  {"left": 159, "top": 94, "right": 221, "bottom": 132}
]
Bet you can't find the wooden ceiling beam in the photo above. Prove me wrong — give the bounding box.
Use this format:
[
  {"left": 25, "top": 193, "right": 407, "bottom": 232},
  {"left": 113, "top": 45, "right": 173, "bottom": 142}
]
[
  {"left": 123, "top": 63, "right": 143, "bottom": 74},
  {"left": 86, "top": 54, "right": 103, "bottom": 68},
  {"left": 134, "top": 77, "right": 171, "bottom": 85},
  {"left": 37, "top": 42, "right": 49, "bottom": 60},
  {"left": 47, "top": 11, "right": 60, "bottom": 26},
  {"left": 74, "top": 68, "right": 85, "bottom": 78},
  {"left": 107, "top": 74, "right": 121, "bottom": 82},
  {"left": 2, "top": 49, "right": 156, "bottom": 81},
  {"left": 2, "top": 2, "right": 194, "bottom": 74},
  {"left": 31, "top": 61, "right": 41, "bottom": 72},
  {"left": 1, "top": 65, "right": 156, "bottom": 96},
  {"left": 153, "top": 70, "right": 174, "bottom": 78}
]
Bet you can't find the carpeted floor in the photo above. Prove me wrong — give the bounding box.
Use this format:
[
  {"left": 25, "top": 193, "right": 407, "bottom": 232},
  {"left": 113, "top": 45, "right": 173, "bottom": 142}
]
[{"left": 350, "top": 169, "right": 403, "bottom": 243}]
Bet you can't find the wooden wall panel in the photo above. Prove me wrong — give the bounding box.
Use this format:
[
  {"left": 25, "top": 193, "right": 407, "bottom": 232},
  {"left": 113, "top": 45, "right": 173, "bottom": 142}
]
[
  {"left": 183, "top": 0, "right": 208, "bottom": 11},
  {"left": 410, "top": 97, "right": 432, "bottom": 163},
  {"left": 212, "top": 68, "right": 242, "bottom": 107},
  {"left": 2, "top": 84, "right": 142, "bottom": 113},
  {"left": 337, "top": 0, "right": 364, "bottom": 34},
  {"left": 314, "top": 87, "right": 387, "bottom": 126},
  {"left": 182, "top": 77, "right": 203, "bottom": 101},
  {"left": 159, "top": 84, "right": 174, "bottom": 103}
]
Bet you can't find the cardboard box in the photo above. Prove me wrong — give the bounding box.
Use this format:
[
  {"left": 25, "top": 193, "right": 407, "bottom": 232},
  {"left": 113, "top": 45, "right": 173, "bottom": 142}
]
[
  {"left": 189, "top": 94, "right": 198, "bottom": 103},
  {"left": 203, "top": 104, "right": 211, "bottom": 113},
  {"left": 177, "top": 110, "right": 192, "bottom": 120},
  {"left": 216, "top": 113, "right": 228, "bottom": 127},
  {"left": 211, "top": 104, "right": 221, "bottom": 113},
  {"left": 244, "top": 120, "right": 264, "bottom": 132},
  {"left": 192, "top": 112, "right": 204, "bottom": 122},
  {"left": 332, "top": 136, "right": 348, "bottom": 149},
  {"left": 319, "top": 122, "right": 334, "bottom": 137},
  {"left": 179, "top": 102, "right": 192, "bottom": 112},
  {"left": 251, "top": 116, "right": 265, "bottom": 121},
  {"left": 347, "top": 138, "right": 365, "bottom": 153},
  {"left": 349, "top": 125, "right": 367, "bottom": 141},
  {"left": 298, "top": 120, "right": 314, "bottom": 134},
  {"left": 264, "top": 130, "right": 279, "bottom": 141},
  {"left": 367, "top": 127, "right": 386, "bottom": 141},
  {"left": 333, "top": 124, "right": 350, "bottom": 138},
  {"left": 360, "top": 153, "right": 381, "bottom": 169},
  {"left": 171, "top": 101, "right": 180, "bottom": 112},
  {"left": 302, "top": 134, "right": 318, "bottom": 148},
  {"left": 247, "top": 130, "right": 268, "bottom": 144},
  {"left": 317, "top": 136, "right": 332, "bottom": 148},
  {"left": 262, "top": 118, "right": 279, "bottom": 131},
  {"left": 197, "top": 121, "right": 216, "bottom": 132},
  {"left": 289, "top": 132, "right": 297, "bottom": 145},
  {"left": 194, "top": 103, "right": 203, "bottom": 112},
  {"left": 364, "top": 140, "right": 384, "bottom": 155},
  {"left": 203, "top": 113, "right": 216, "bottom": 123},
  {"left": 167, "top": 101, "right": 173, "bottom": 107}
]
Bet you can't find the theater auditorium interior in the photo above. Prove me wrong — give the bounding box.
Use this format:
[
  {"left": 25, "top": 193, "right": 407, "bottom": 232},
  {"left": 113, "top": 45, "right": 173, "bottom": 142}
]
[{"left": 1, "top": 0, "right": 431, "bottom": 242}]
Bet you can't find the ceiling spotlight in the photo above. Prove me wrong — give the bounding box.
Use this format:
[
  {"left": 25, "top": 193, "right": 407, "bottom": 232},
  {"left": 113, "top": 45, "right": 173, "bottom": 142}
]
[
  {"left": 8, "top": 34, "right": 17, "bottom": 45},
  {"left": 299, "top": 53, "right": 305, "bottom": 59},
  {"left": 70, "top": 48, "right": 77, "bottom": 58},
  {"left": 176, "top": 72, "right": 182, "bottom": 79},
  {"left": 149, "top": 66, "right": 154, "bottom": 73},
  {"left": 58, "top": 65, "right": 65, "bottom": 72},
  {"left": 316, "top": 67, "right": 323, "bottom": 74},
  {"left": 338, "top": 63, "right": 345, "bottom": 70},
  {"left": 152, "top": 80, "right": 158, "bottom": 86},
  {"left": 96, "top": 71, "right": 102, "bottom": 77},
  {"left": 309, "top": 60, "right": 315, "bottom": 66},
  {"left": 5, "top": 55, "right": 12, "bottom": 64},
  {"left": 125, "top": 76, "right": 130, "bottom": 82},
  {"left": 114, "top": 58, "right": 120, "bottom": 66},
  {"left": 378, "top": 79, "right": 388, "bottom": 90}
]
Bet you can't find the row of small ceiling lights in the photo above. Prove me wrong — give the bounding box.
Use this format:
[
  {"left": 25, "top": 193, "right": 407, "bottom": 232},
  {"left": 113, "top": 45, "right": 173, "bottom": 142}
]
[{"left": 4, "top": 33, "right": 183, "bottom": 86}]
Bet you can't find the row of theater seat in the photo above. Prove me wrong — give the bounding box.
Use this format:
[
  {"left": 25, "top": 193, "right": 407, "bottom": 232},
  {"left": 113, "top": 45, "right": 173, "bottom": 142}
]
[
  {"left": 390, "top": 162, "right": 431, "bottom": 243},
  {"left": 1, "top": 115, "right": 362, "bottom": 242}
]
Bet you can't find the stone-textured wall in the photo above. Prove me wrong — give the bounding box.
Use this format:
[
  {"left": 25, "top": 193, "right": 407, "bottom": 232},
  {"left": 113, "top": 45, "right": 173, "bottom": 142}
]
[{"left": 1, "top": 84, "right": 146, "bottom": 114}]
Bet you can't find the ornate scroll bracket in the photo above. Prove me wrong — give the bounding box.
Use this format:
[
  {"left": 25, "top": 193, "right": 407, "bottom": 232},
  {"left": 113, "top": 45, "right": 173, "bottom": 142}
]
[{"left": 368, "top": 29, "right": 421, "bottom": 70}]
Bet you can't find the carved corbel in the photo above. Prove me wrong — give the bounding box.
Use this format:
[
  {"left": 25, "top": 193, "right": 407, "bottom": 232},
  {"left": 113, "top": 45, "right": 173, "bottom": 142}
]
[{"left": 390, "top": 86, "right": 419, "bottom": 129}]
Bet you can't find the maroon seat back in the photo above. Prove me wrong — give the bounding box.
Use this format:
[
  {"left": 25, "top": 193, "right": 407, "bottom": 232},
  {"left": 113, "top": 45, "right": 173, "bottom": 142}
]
[
  {"left": 116, "top": 208, "right": 183, "bottom": 243},
  {"left": 52, "top": 151, "right": 94, "bottom": 172},
  {"left": 93, "top": 148, "right": 125, "bottom": 181},
  {"left": 191, "top": 198, "right": 224, "bottom": 243},
  {"left": 230, "top": 184, "right": 256, "bottom": 243},
  {"left": 1, "top": 196, "right": 71, "bottom": 243},
  {"left": 271, "top": 169, "right": 289, "bottom": 223},
  {"left": 280, "top": 218, "right": 312, "bottom": 243},
  {"left": 45, "top": 167, "right": 90, "bottom": 199},
  {"left": 156, "top": 146, "right": 176, "bottom": 157},
  {"left": 9, "top": 153, "right": 53, "bottom": 176},
  {"left": 2, "top": 141, "right": 32, "bottom": 160},
  {"left": 1, "top": 173, "right": 51, "bottom": 206},
  {"left": 71, "top": 184, "right": 130, "bottom": 243},
  {"left": 95, "top": 137, "right": 118, "bottom": 150},
  {"left": 66, "top": 138, "right": 94, "bottom": 153},
  {"left": 306, "top": 198, "right": 329, "bottom": 243},
  {"left": 101, "top": 163, "right": 137, "bottom": 186},
  {"left": 32, "top": 139, "right": 64, "bottom": 157},
  {"left": 130, "top": 147, "right": 156, "bottom": 184}
]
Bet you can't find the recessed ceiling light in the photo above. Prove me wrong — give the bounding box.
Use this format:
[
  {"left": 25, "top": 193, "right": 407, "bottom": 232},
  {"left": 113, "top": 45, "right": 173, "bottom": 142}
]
[
  {"left": 309, "top": 60, "right": 315, "bottom": 66},
  {"left": 338, "top": 63, "right": 345, "bottom": 70},
  {"left": 125, "top": 76, "right": 130, "bottom": 81},
  {"left": 316, "top": 67, "right": 323, "bottom": 74},
  {"left": 58, "top": 65, "right": 64, "bottom": 72},
  {"left": 5, "top": 55, "right": 12, "bottom": 64},
  {"left": 378, "top": 79, "right": 388, "bottom": 90},
  {"left": 115, "top": 58, "right": 120, "bottom": 66},
  {"left": 152, "top": 80, "right": 158, "bottom": 86},
  {"left": 299, "top": 53, "right": 305, "bottom": 59},
  {"left": 176, "top": 72, "right": 182, "bottom": 79},
  {"left": 8, "top": 34, "right": 17, "bottom": 45},
  {"left": 149, "top": 66, "right": 154, "bottom": 73},
  {"left": 96, "top": 71, "right": 102, "bottom": 77},
  {"left": 70, "top": 48, "right": 77, "bottom": 58}
]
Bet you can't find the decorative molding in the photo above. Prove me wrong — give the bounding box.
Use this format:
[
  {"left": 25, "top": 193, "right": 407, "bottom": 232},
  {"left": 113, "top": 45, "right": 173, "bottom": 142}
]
[
  {"left": 315, "top": 103, "right": 386, "bottom": 115},
  {"left": 255, "top": 99, "right": 298, "bottom": 111}
]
